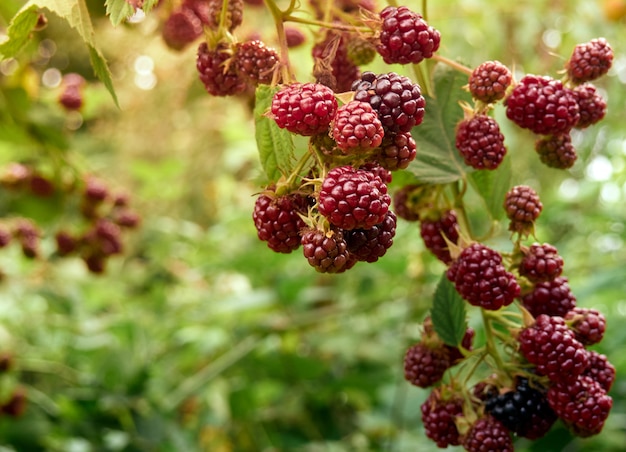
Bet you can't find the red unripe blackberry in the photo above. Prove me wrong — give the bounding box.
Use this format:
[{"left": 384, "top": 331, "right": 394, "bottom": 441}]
[
  {"left": 503, "top": 185, "right": 542, "bottom": 235},
  {"left": 564, "top": 307, "right": 606, "bottom": 346},
  {"left": 519, "top": 242, "right": 564, "bottom": 283},
  {"left": 462, "top": 415, "right": 513, "bottom": 452},
  {"left": 301, "top": 228, "right": 354, "bottom": 273},
  {"left": 573, "top": 84, "right": 607, "bottom": 128},
  {"left": 312, "top": 32, "right": 360, "bottom": 93},
  {"left": 86, "top": 219, "right": 123, "bottom": 257},
  {"left": 205, "top": 0, "right": 243, "bottom": 32},
  {"left": 547, "top": 375, "right": 612, "bottom": 436},
  {"left": 59, "top": 86, "right": 83, "bottom": 111},
  {"left": 234, "top": 40, "right": 280, "bottom": 85},
  {"left": 0, "top": 226, "right": 11, "bottom": 248},
  {"left": 331, "top": 101, "right": 384, "bottom": 152},
  {"left": 253, "top": 191, "right": 309, "bottom": 254},
  {"left": 455, "top": 115, "right": 507, "bottom": 170},
  {"left": 518, "top": 314, "right": 588, "bottom": 383},
  {"left": 358, "top": 162, "right": 392, "bottom": 184},
  {"left": 420, "top": 210, "right": 460, "bottom": 264},
  {"left": 583, "top": 351, "right": 616, "bottom": 392},
  {"left": 446, "top": 243, "right": 520, "bottom": 310},
  {"left": 271, "top": 82, "right": 338, "bottom": 136},
  {"left": 403, "top": 341, "right": 451, "bottom": 388},
  {"left": 468, "top": 60, "right": 512, "bottom": 104},
  {"left": 352, "top": 71, "right": 425, "bottom": 133},
  {"left": 344, "top": 210, "right": 396, "bottom": 263},
  {"left": 392, "top": 184, "right": 421, "bottom": 221},
  {"left": 84, "top": 177, "right": 108, "bottom": 203},
  {"left": 420, "top": 387, "right": 463, "bottom": 447},
  {"left": 196, "top": 42, "right": 247, "bottom": 97},
  {"left": 29, "top": 175, "right": 55, "bottom": 197},
  {"left": 318, "top": 165, "right": 390, "bottom": 231},
  {"left": 1, "top": 387, "right": 27, "bottom": 417},
  {"left": 55, "top": 230, "right": 78, "bottom": 256},
  {"left": 114, "top": 209, "right": 141, "bottom": 229},
  {"left": 161, "top": 8, "right": 203, "bottom": 51},
  {"left": 375, "top": 130, "right": 417, "bottom": 170},
  {"left": 14, "top": 219, "right": 40, "bottom": 258},
  {"left": 505, "top": 75, "right": 580, "bottom": 135},
  {"left": 535, "top": 133, "right": 577, "bottom": 169},
  {"left": 521, "top": 276, "right": 577, "bottom": 318},
  {"left": 285, "top": 26, "right": 306, "bottom": 48},
  {"left": 566, "top": 38, "right": 613, "bottom": 84},
  {"left": 376, "top": 6, "right": 441, "bottom": 65},
  {"left": 84, "top": 254, "right": 106, "bottom": 274}
]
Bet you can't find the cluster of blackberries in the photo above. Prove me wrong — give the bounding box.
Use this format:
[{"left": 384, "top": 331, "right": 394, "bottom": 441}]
[
  {"left": 0, "top": 163, "right": 140, "bottom": 275},
  {"left": 0, "top": 352, "right": 26, "bottom": 418}
]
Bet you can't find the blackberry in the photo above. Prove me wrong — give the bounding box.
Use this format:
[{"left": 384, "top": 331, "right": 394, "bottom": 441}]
[
  {"left": 352, "top": 71, "right": 425, "bottom": 133},
  {"left": 346, "top": 37, "right": 377, "bottom": 66},
  {"left": 183, "top": 0, "right": 212, "bottom": 25},
  {"left": 318, "top": 165, "right": 390, "bottom": 231},
  {"left": 505, "top": 75, "right": 580, "bottom": 135},
  {"left": 564, "top": 307, "right": 606, "bottom": 345},
  {"left": 446, "top": 243, "right": 520, "bottom": 310},
  {"left": 253, "top": 191, "right": 309, "bottom": 253},
  {"left": 535, "top": 133, "right": 577, "bottom": 169},
  {"left": 518, "top": 314, "right": 588, "bottom": 383},
  {"left": 420, "top": 210, "right": 460, "bottom": 264},
  {"left": 518, "top": 242, "right": 564, "bottom": 283},
  {"left": 462, "top": 415, "right": 513, "bottom": 452},
  {"left": 83, "top": 254, "right": 106, "bottom": 274},
  {"left": 547, "top": 375, "right": 612, "bottom": 436},
  {"left": 55, "top": 231, "right": 78, "bottom": 256},
  {"left": 312, "top": 31, "right": 360, "bottom": 92},
  {"left": 59, "top": 86, "right": 83, "bottom": 111},
  {"left": 301, "top": 228, "right": 354, "bottom": 273},
  {"left": 205, "top": 0, "right": 243, "bottom": 32},
  {"left": 234, "top": 40, "right": 280, "bottom": 85},
  {"left": 14, "top": 219, "right": 40, "bottom": 258},
  {"left": 0, "top": 352, "right": 13, "bottom": 373},
  {"left": 573, "top": 84, "right": 607, "bottom": 128},
  {"left": 583, "top": 351, "right": 616, "bottom": 392},
  {"left": 566, "top": 38, "right": 613, "bottom": 84},
  {"left": 503, "top": 185, "right": 543, "bottom": 235},
  {"left": 420, "top": 387, "right": 463, "bottom": 447},
  {"left": 29, "top": 175, "right": 55, "bottom": 197},
  {"left": 521, "top": 276, "right": 577, "bottom": 318},
  {"left": 344, "top": 211, "right": 396, "bottom": 262},
  {"left": 375, "top": 130, "right": 417, "bottom": 170},
  {"left": 403, "top": 341, "right": 450, "bottom": 388},
  {"left": 331, "top": 100, "right": 385, "bottom": 152},
  {"left": 455, "top": 115, "right": 507, "bottom": 170},
  {"left": 271, "top": 82, "right": 338, "bottom": 136},
  {"left": 0, "top": 387, "right": 27, "bottom": 417},
  {"left": 84, "top": 177, "right": 108, "bottom": 203},
  {"left": 196, "top": 42, "right": 247, "bottom": 97},
  {"left": 376, "top": 6, "right": 441, "bottom": 65},
  {"left": 468, "top": 60, "right": 512, "bottom": 104},
  {"left": 83, "top": 219, "right": 123, "bottom": 257},
  {"left": 392, "top": 184, "right": 422, "bottom": 221},
  {"left": 285, "top": 26, "right": 306, "bottom": 48},
  {"left": 0, "top": 226, "right": 11, "bottom": 248},
  {"left": 485, "top": 377, "right": 557, "bottom": 439},
  {"left": 359, "top": 162, "right": 392, "bottom": 184},
  {"left": 114, "top": 209, "right": 141, "bottom": 229},
  {"left": 161, "top": 8, "right": 203, "bottom": 51}
]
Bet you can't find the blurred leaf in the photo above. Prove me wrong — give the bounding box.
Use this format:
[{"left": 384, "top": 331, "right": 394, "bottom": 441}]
[
  {"left": 254, "top": 85, "right": 296, "bottom": 183},
  {"left": 0, "top": 4, "right": 40, "bottom": 59},
  {"left": 407, "top": 65, "right": 472, "bottom": 184},
  {"left": 104, "top": 0, "right": 134, "bottom": 26},
  {"left": 468, "top": 154, "right": 511, "bottom": 220},
  {"left": 431, "top": 272, "right": 467, "bottom": 347}
]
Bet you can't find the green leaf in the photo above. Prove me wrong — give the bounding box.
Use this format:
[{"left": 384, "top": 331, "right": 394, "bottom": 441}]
[
  {"left": 407, "top": 65, "right": 473, "bottom": 184},
  {"left": 254, "top": 85, "right": 296, "bottom": 183},
  {"left": 430, "top": 272, "right": 467, "bottom": 348},
  {"left": 105, "top": 0, "right": 134, "bottom": 26},
  {"left": 468, "top": 154, "right": 512, "bottom": 220},
  {"left": 0, "top": 4, "right": 40, "bottom": 59}
]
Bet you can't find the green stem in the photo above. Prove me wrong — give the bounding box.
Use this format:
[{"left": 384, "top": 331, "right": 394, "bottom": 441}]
[
  {"left": 432, "top": 54, "right": 473, "bottom": 76},
  {"left": 451, "top": 180, "right": 474, "bottom": 240},
  {"left": 264, "top": 0, "right": 296, "bottom": 82},
  {"left": 481, "top": 309, "right": 506, "bottom": 371},
  {"left": 412, "top": 62, "right": 433, "bottom": 98},
  {"left": 283, "top": 14, "right": 373, "bottom": 34}
]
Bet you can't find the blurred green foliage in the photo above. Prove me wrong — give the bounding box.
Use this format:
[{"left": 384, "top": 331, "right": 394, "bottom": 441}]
[{"left": 0, "top": 0, "right": 625, "bottom": 451}]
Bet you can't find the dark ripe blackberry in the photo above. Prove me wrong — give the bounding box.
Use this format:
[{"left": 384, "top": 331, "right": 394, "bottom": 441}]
[
  {"left": 420, "top": 387, "right": 463, "bottom": 447},
  {"left": 270, "top": 82, "right": 338, "bottom": 136},
  {"left": 234, "top": 40, "right": 280, "bottom": 85},
  {"left": 446, "top": 243, "right": 520, "bottom": 310},
  {"left": 573, "top": 84, "right": 607, "bottom": 128},
  {"left": 55, "top": 231, "right": 78, "bottom": 256},
  {"left": 505, "top": 75, "right": 580, "bottom": 135},
  {"left": 503, "top": 185, "right": 542, "bottom": 235},
  {"left": 566, "top": 38, "right": 613, "bottom": 84},
  {"left": 403, "top": 341, "right": 451, "bottom": 388},
  {"left": 547, "top": 375, "right": 612, "bottom": 436},
  {"left": 519, "top": 242, "right": 564, "bottom": 283},
  {"left": 197, "top": 42, "right": 247, "bottom": 97},
  {"left": 83, "top": 253, "right": 106, "bottom": 274},
  {"left": 485, "top": 377, "right": 557, "bottom": 439},
  {"left": 521, "top": 276, "right": 577, "bottom": 317},
  {"left": 392, "top": 184, "right": 421, "bottom": 221},
  {"left": 301, "top": 228, "right": 354, "bottom": 273},
  {"left": 318, "top": 165, "right": 390, "bottom": 231},
  {"left": 377, "top": 6, "right": 441, "bottom": 65},
  {"left": 419, "top": 210, "right": 460, "bottom": 264},
  {"left": 312, "top": 31, "right": 360, "bottom": 93},
  {"left": 518, "top": 314, "right": 588, "bottom": 384},
  {"left": 161, "top": 8, "right": 203, "bottom": 51},
  {"left": 535, "top": 133, "right": 577, "bottom": 169},
  {"left": 285, "top": 26, "right": 306, "bottom": 48},
  {"left": 345, "top": 210, "right": 396, "bottom": 263},
  {"left": 462, "top": 415, "right": 513, "bottom": 452},
  {"left": 455, "top": 115, "right": 507, "bottom": 170},
  {"left": 206, "top": 0, "right": 243, "bottom": 32},
  {"left": 583, "top": 351, "right": 616, "bottom": 392},
  {"left": 468, "top": 60, "right": 512, "bottom": 104},
  {"left": 352, "top": 71, "right": 425, "bottom": 133},
  {"left": 253, "top": 191, "right": 309, "bottom": 254},
  {"left": 375, "top": 130, "right": 417, "bottom": 170},
  {"left": 564, "top": 307, "right": 606, "bottom": 345},
  {"left": 331, "top": 100, "right": 384, "bottom": 152}
]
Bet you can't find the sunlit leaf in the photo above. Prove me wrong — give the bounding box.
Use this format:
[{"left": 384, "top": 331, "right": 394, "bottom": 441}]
[
  {"left": 469, "top": 154, "right": 512, "bottom": 220},
  {"left": 0, "top": 4, "right": 40, "bottom": 59},
  {"left": 105, "top": 0, "right": 134, "bottom": 26}
]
